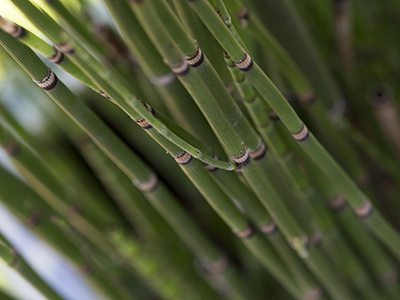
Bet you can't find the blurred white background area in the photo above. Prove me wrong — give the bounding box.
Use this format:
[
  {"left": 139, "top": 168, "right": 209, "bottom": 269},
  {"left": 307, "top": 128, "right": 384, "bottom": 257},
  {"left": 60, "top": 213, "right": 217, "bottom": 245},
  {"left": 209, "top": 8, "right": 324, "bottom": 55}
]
[{"left": 0, "top": 203, "right": 109, "bottom": 300}]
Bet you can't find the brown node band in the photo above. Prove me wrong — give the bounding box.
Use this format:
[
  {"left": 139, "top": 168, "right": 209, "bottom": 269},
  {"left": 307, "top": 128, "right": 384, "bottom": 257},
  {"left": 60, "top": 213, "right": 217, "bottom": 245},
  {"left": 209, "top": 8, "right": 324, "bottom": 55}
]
[
  {"left": 137, "top": 173, "right": 159, "bottom": 193},
  {"left": 354, "top": 200, "right": 374, "bottom": 218},
  {"left": 235, "top": 52, "right": 253, "bottom": 72},
  {"left": 150, "top": 72, "right": 176, "bottom": 86},
  {"left": 247, "top": 94, "right": 257, "bottom": 103},
  {"left": 260, "top": 220, "right": 278, "bottom": 236},
  {"left": 311, "top": 231, "right": 324, "bottom": 247},
  {"left": 171, "top": 60, "right": 190, "bottom": 76},
  {"left": 328, "top": 194, "right": 347, "bottom": 212},
  {"left": 8, "top": 249, "right": 20, "bottom": 267},
  {"left": 235, "top": 224, "right": 255, "bottom": 240},
  {"left": 380, "top": 269, "right": 398, "bottom": 286},
  {"left": 33, "top": 68, "right": 58, "bottom": 91},
  {"left": 59, "top": 41, "right": 75, "bottom": 54},
  {"left": 236, "top": 6, "right": 250, "bottom": 22},
  {"left": 142, "top": 101, "right": 156, "bottom": 116},
  {"left": 333, "top": 0, "right": 350, "bottom": 12},
  {"left": 356, "top": 174, "right": 372, "bottom": 189},
  {"left": 291, "top": 124, "right": 309, "bottom": 142},
  {"left": 204, "top": 256, "right": 229, "bottom": 275},
  {"left": 0, "top": 17, "right": 26, "bottom": 39},
  {"left": 204, "top": 163, "right": 218, "bottom": 172},
  {"left": 291, "top": 233, "right": 310, "bottom": 252},
  {"left": 268, "top": 110, "right": 279, "bottom": 120},
  {"left": 173, "top": 151, "right": 193, "bottom": 165},
  {"left": 25, "top": 213, "right": 41, "bottom": 228},
  {"left": 185, "top": 44, "right": 204, "bottom": 68},
  {"left": 98, "top": 90, "right": 111, "bottom": 100},
  {"left": 204, "top": 153, "right": 220, "bottom": 172},
  {"left": 235, "top": 75, "right": 245, "bottom": 83},
  {"left": 4, "top": 139, "right": 20, "bottom": 156},
  {"left": 232, "top": 149, "right": 250, "bottom": 169},
  {"left": 249, "top": 140, "right": 267, "bottom": 161},
  {"left": 135, "top": 118, "right": 152, "bottom": 130},
  {"left": 80, "top": 263, "right": 94, "bottom": 277},
  {"left": 11, "top": 25, "right": 26, "bottom": 39},
  {"left": 48, "top": 47, "right": 64, "bottom": 65},
  {"left": 302, "top": 287, "right": 324, "bottom": 300},
  {"left": 298, "top": 91, "right": 316, "bottom": 105}
]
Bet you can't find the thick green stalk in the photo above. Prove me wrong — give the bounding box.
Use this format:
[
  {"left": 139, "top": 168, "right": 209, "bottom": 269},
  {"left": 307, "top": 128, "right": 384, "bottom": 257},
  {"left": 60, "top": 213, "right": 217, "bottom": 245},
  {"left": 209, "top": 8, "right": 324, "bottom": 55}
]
[{"left": 185, "top": 0, "right": 400, "bottom": 264}]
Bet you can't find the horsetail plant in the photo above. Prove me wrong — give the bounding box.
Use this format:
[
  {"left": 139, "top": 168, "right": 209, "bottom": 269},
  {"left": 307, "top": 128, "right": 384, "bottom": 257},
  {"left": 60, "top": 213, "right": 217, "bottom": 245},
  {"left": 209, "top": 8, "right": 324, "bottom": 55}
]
[{"left": 1, "top": 0, "right": 400, "bottom": 300}]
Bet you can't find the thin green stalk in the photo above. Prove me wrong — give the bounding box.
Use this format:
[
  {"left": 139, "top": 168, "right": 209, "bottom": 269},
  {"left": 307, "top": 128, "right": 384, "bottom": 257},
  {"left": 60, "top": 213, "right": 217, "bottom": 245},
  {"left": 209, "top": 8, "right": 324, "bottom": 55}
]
[{"left": 185, "top": 0, "right": 400, "bottom": 264}]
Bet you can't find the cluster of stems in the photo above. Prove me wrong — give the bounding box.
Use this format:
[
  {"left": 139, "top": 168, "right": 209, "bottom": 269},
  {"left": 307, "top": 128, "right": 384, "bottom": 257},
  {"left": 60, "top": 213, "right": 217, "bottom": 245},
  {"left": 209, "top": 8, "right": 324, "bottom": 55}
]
[{"left": 0, "top": 0, "right": 399, "bottom": 299}]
